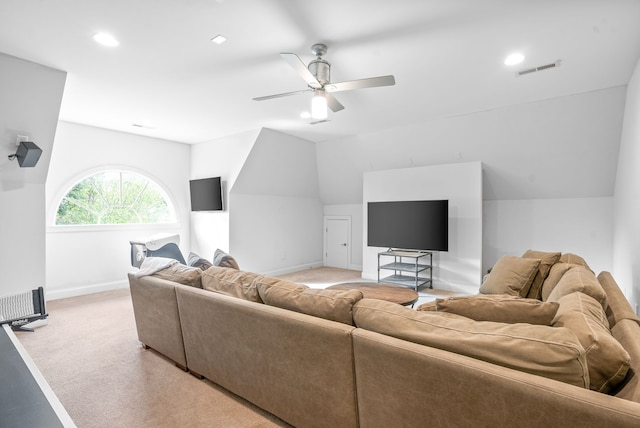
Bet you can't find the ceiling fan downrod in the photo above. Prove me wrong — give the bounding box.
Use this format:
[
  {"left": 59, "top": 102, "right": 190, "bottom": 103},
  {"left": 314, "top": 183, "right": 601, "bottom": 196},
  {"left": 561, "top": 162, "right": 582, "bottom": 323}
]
[{"left": 308, "top": 43, "right": 330, "bottom": 86}]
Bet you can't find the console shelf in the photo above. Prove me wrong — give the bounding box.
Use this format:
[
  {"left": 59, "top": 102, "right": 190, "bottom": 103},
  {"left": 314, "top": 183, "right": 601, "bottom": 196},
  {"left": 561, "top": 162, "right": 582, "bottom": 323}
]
[{"left": 378, "top": 250, "right": 433, "bottom": 291}]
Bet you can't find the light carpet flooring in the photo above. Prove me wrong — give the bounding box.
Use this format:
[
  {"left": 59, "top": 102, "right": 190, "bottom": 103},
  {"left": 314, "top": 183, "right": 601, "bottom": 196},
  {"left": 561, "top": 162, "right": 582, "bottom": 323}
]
[
  {"left": 16, "top": 289, "right": 290, "bottom": 428},
  {"left": 15, "top": 267, "right": 463, "bottom": 427}
]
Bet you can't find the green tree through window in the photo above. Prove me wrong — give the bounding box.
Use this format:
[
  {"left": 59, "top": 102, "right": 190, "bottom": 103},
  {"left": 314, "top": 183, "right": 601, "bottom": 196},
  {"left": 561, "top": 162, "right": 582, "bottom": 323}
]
[{"left": 56, "top": 171, "right": 174, "bottom": 225}]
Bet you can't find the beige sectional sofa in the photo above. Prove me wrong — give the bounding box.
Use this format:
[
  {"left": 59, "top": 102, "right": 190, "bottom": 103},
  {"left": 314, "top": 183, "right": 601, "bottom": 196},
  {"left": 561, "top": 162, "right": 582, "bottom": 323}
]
[{"left": 128, "top": 253, "right": 640, "bottom": 428}]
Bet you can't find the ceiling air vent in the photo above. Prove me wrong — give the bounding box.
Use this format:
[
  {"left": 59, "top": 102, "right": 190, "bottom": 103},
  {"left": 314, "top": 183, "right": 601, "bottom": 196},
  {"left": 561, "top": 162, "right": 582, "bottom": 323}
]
[
  {"left": 310, "top": 119, "right": 330, "bottom": 125},
  {"left": 516, "top": 60, "right": 561, "bottom": 76}
]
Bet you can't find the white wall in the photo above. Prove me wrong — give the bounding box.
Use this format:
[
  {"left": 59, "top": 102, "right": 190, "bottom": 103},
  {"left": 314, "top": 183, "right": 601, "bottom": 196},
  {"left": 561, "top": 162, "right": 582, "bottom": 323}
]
[
  {"left": 613, "top": 58, "right": 640, "bottom": 313},
  {"left": 189, "top": 129, "right": 259, "bottom": 260},
  {"left": 363, "top": 162, "right": 483, "bottom": 294},
  {"left": 230, "top": 128, "right": 323, "bottom": 274},
  {"left": 484, "top": 197, "right": 613, "bottom": 275},
  {"left": 0, "top": 53, "right": 66, "bottom": 297},
  {"left": 45, "top": 122, "right": 190, "bottom": 299},
  {"left": 317, "top": 88, "right": 623, "bottom": 289}
]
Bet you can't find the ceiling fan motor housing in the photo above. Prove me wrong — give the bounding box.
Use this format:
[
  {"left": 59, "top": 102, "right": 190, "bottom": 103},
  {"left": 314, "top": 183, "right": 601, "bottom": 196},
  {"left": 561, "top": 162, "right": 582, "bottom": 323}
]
[{"left": 308, "top": 58, "right": 330, "bottom": 86}]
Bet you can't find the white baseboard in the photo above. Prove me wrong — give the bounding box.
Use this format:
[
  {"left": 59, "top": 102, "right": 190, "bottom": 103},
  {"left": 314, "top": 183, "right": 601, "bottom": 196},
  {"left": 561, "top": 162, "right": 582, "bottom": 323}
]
[
  {"left": 361, "top": 270, "right": 377, "bottom": 281},
  {"left": 46, "top": 280, "right": 129, "bottom": 301},
  {"left": 262, "top": 261, "right": 324, "bottom": 277}
]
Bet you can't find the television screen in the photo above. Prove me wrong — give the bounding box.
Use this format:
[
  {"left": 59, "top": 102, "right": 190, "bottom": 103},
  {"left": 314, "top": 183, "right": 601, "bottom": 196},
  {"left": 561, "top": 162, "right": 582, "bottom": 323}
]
[
  {"left": 367, "top": 200, "right": 448, "bottom": 251},
  {"left": 189, "top": 177, "right": 223, "bottom": 211}
]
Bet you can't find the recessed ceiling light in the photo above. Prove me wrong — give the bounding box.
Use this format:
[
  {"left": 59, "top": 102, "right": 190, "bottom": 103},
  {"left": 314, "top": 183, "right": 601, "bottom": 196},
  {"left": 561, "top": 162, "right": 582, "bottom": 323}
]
[
  {"left": 211, "top": 34, "right": 227, "bottom": 45},
  {"left": 93, "top": 33, "right": 119, "bottom": 47},
  {"left": 504, "top": 53, "right": 525, "bottom": 66}
]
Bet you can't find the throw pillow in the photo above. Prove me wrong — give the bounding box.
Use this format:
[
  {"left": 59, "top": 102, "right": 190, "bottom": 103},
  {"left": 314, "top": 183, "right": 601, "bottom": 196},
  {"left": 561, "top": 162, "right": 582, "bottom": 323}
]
[
  {"left": 546, "top": 266, "right": 608, "bottom": 310},
  {"left": 540, "top": 263, "right": 580, "bottom": 301},
  {"left": 552, "top": 292, "right": 630, "bottom": 393},
  {"left": 522, "top": 250, "right": 561, "bottom": 299},
  {"left": 213, "top": 248, "right": 239, "bottom": 270},
  {"left": 417, "top": 294, "right": 559, "bottom": 325},
  {"left": 255, "top": 275, "right": 309, "bottom": 293},
  {"left": 201, "top": 266, "right": 264, "bottom": 302},
  {"left": 257, "top": 280, "right": 363, "bottom": 325},
  {"left": 135, "top": 256, "right": 177, "bottom": 277},
  {"left": 152, "top": 263, "right": 203, "bottom": 288},
  {"left": 187, "top": 252, "right": 213, "bottom": 271},
  {"left": 416, "top": 300, "right": 438, "bottom": 311},
  {"left": 479, "top": 256, "right": 541, "bottom": 297},
  {"left": 353, "top": 298, "right": 589, "bottom": 388}
]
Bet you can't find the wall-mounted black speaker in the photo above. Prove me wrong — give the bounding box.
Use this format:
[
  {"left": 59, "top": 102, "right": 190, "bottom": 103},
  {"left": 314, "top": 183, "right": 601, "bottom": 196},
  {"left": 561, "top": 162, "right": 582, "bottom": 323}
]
[{"left": 15, "top": 141, "right": 42, "bottom": 168}]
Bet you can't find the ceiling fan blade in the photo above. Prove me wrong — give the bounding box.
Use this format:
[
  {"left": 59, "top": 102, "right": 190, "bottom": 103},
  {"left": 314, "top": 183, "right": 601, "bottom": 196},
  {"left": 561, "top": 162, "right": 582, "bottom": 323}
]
[
  {"left": 253, "top": 89, "right": 313, "bottom": 101},
  {"left": 325, "top": 75, "right": 395, "bottom": 93},
  {"left": 280, "top": 53, "right": 322, "bottom": 89},
  {"left": 326, "top": 93, "right": 344, "bottom": 112}
]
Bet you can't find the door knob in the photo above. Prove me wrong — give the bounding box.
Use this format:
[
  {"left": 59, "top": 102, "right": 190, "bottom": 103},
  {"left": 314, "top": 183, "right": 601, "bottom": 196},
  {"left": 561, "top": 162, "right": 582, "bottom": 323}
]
[{"left": 341, "top": 243, "right": 347, "bottom": 246}]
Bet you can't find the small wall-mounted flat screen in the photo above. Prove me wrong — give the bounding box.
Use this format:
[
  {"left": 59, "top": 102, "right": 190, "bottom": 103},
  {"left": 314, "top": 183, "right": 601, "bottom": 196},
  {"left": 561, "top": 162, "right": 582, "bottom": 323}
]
[
  {"left": 189, "top": 177, "right": 223, "bottom": 211},
  {"left": 367, "top": 200, "right": 448, "bottom": 251}
]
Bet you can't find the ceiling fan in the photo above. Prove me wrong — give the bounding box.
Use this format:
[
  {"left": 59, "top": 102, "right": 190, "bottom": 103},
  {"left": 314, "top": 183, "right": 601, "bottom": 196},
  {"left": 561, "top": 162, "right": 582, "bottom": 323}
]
[{"left": 253, "top": 43, "right": 395, "bottom": 120}]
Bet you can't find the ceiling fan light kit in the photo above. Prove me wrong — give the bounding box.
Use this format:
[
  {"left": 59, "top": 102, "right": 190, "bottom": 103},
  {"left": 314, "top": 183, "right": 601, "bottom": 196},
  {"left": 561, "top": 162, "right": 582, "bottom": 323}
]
[
  {"left": 253, "top": 43, "right": 395, "bottom": 121},
  {"left": 311, "top": 90, "right": 328, "bottom": 119}
]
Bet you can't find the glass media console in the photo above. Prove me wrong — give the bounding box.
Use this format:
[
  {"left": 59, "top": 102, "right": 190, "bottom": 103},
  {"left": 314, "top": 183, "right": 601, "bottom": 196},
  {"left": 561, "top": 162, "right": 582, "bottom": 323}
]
[{"left": 377, "top": 250, "right": 433, "bottom": 291}]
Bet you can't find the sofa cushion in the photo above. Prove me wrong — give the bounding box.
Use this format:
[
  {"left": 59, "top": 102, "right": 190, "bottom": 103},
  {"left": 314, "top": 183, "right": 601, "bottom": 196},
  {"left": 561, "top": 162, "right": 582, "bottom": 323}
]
[
  {"left": 213, "top": 248, "right": 239, "bottom": 270},
  {"left": 187, "top": 252, "right": 213, "bottom": 271},
  {"left": 559, "top": 253, "right": 593, "bottom": 273},
  {"left": 255, "top": 275, "right": 309, "bottom": 293},
  {"left": 546, "top": 266, "right": 608, "bottom": 310},
  {"left": 417, "top": 294, "right": 559, "bottom": 325},
  {"left": 552, "top": 292, "right": 630, "bottom": 393},
  {"left": 257, "top": 280, "right": 363, "bottom": 325},
  {"left": 201, "top": 266, "right": 264, "bottom": 302},
  {"left": 152, "top": 263, "right": 203, "bottom": 288},
  {"left": 479, "top": 256, "right": 541, "bottom": 297},
  {"left": 522, "top": 250, "right": 561, "bottom": 299},
  {"left": 541, "top": 263, "right": 580, "bottom": 301},
  {"left": 353, "top": 298, "right": 589, "bottom": 388}
]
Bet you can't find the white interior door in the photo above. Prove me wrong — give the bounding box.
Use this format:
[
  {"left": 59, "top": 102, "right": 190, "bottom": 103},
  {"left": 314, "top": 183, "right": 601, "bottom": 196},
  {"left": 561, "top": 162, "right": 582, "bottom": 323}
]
[{"left": 324, "top": 216, "right": 351, "bottom": 269}]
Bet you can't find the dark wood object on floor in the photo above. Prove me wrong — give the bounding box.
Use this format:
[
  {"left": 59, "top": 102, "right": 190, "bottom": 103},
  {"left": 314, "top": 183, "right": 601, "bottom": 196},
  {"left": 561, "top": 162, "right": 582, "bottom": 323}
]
[{"left": 327, "top": 282, "right": 419, "bottom": 306}]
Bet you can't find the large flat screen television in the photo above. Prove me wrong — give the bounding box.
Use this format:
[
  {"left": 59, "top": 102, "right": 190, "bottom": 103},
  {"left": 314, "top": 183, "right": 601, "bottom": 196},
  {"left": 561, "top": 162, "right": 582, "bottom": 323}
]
[
  {"left": 367, "top": 200, "right": 448, "bottom": 251},
  {"left": 189, "top": 177, "right": 223, "bottom": 211}
]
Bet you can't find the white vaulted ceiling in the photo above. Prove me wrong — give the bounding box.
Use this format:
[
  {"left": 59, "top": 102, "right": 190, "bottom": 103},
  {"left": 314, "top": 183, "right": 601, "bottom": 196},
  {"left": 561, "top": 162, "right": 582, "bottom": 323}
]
[
  {"left": 0, "top": 0, "right": 638, "bottom": 145},
  {"left": 1, "top": 1, "right": 639, "bottom": 202}
]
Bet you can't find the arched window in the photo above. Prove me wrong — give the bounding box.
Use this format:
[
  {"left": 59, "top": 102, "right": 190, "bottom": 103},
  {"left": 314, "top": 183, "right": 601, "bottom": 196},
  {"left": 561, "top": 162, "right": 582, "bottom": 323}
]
[{"left": 55, "top": 171, "right": 176, "bottom": 225}]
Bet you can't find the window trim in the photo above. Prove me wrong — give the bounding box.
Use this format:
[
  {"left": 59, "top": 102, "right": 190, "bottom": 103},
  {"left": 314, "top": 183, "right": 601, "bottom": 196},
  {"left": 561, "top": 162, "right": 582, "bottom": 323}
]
[
  {"left": 49, "top": 167, "right": 179, "bottom": 228},
  {"left": 46, "top": 223, "right": 181, "bottom": 234}
]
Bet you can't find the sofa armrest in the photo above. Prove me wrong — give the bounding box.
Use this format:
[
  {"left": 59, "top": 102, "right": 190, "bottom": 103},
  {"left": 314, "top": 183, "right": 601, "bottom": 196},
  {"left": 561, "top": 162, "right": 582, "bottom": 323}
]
[
  {"left": 598, "top": 271, "right": 640, "bottom": 328},
  {"left": 128, "top": 273, "right": 187, "bottom": 367},
  {"left": 353, "top": 328, "right": 640, "bottom": 428}
]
